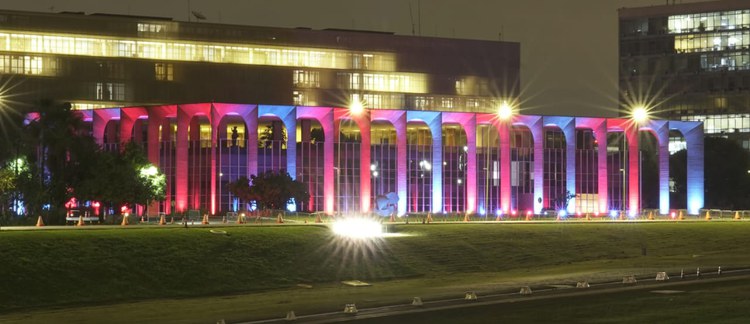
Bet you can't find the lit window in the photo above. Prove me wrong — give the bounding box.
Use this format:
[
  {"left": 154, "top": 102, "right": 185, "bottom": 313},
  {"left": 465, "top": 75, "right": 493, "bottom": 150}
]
[{"left": 155, "top": 63, "right": 174, "bottom": 81}]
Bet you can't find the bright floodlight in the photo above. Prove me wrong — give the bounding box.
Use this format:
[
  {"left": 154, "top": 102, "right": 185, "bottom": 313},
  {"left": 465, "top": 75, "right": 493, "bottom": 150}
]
[
  {"left": 350, "top": 100, "right": 364, "bottom": 115},
  {"left": 497, "top": 101, "right": 513, "bottom": 120},
  {"left": 332, "top": 218, "right": 383, "bottom": 239},
  {"left": 631, "top": 106, "right": 648, "bottom": 124},
  {"left": 140, "top": 165, "right": 158, "bottom": 177}
]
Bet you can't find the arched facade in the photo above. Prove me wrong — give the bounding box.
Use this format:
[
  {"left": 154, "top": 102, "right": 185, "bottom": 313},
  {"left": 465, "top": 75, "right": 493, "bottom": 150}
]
[{"left": 86, "top": 103, "right": 705, "bottom": 216}]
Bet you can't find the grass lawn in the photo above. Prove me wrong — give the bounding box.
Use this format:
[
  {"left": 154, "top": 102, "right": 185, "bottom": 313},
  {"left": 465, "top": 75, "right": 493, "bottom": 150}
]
[{"left": 1, "top": 221, "right": 750, "bottom": 323}]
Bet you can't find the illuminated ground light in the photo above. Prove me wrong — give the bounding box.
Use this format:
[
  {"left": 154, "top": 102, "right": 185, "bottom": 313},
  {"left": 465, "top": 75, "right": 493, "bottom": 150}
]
[
  {"left": 331, "top": 217, "right": 384, "bottom": 239},
  {"left": 558, "top": 210, "right": 567, "bottom": 218},
  {"left": 609, "top": 210, "right": 619, "bottom": 218}
]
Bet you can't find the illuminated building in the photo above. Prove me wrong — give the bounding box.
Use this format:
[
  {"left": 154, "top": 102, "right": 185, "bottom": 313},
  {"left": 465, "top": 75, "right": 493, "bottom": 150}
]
[
  {"left": 619, "top": 0, "right": 750, "bottom": 151},
  {"left": 4, "top": 9, "right": 704, "bottom": 217},
  {"left": 0, "top": 9, "right": 518, "bottom": 113},
  {"left": 81, "top": 104, "right": 704, "bottom": 217}
]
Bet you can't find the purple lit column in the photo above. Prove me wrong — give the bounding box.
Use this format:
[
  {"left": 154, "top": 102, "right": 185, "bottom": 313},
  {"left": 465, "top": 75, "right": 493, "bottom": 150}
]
[
  {"left": 516, "top": 116, "right": 544, "bottom": 214},
  {"left": 335, "top": 108, "right": 372, "bottom": 213},
  {"left": 408, "top": 111, "right": 442, "bottom": 214},
  {"left": 297, "top": 107, "right": 334, "bottom": 215},
  {"left": 648, "top": 120, "right": 670, "bottom": 215},
  {"left": 594, "top": 120, "right": 608, "bottom": 214},
  {"left": 498, "top": 120, "right": 511, "bottom": 213},
  {"left": 671, "top": 121, "right": 704, "bottom": 215},
  {"left": 544, "top": 116, "right": 576, "bottom": 213},
  {"left": 443, "top": 112, "right": 477, "bottom": 214},
  {"left": 175, "top": 107, "right": 190, "bottom": 213},
  {"left": 625, "top": 123, "right": 640, "bottom": 216}
]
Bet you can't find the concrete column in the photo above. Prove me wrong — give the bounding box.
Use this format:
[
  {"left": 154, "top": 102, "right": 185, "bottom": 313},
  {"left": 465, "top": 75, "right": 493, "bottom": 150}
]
[
  {"left": 358, "top": 117, "right": 372, "bottom": 213},
  {"left": 394, "top": 114, "right": 407, "bottom": 216},
  {"left": 498, "top": 120, "right": 511, "bottom": 213},
  {"left": 671, "top": 121, "right": 704, "bottom": 215},
  {"left": 594, "top": 121, "right": 608, "bottom": 214},
  {"left": 625, "top": 124, "right": 640, "bottom": 216},
  {"left": 175, "top": 107, "right": 189, "bottom": 213},
  {"left": 649, "top": 120, "right": 670, "bottom": 215},
  {"left": 544, "top": 116, "right": 576, "bottom": 213},
  {"left": 429, "top": 116, "right": 442, "bottom": 214},
  {"left": 246, "top": 108, "right": 259, "bottom": 180},
  {"left": 465, "top": 118, "right": 477, "bottom": 214}
]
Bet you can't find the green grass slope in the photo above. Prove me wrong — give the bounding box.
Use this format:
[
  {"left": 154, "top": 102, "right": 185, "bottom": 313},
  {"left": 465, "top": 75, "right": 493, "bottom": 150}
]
[{"left": 1, "top": 222, "right": 749, "bottom": 313}]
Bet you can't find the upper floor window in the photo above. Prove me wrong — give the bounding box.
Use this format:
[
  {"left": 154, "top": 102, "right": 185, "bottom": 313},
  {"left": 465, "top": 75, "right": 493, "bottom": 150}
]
[
  {"left": 138, "top": 23, "right": 166, "bottom": 34},
  {"left": 155, "top": 63, "right": 173, "bottom": 81}
]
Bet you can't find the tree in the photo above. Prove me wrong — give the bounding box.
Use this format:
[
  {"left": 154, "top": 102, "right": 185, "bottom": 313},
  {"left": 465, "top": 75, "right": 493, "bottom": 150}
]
[
  {"left": 75, "top": 141, "right": 165, "bottom": 216},
  {"left": 227, "top": 171, "right": 309, "bottom": 211},
  {"left": 20, "top": 100, "right": 94, "bottom": 223}
]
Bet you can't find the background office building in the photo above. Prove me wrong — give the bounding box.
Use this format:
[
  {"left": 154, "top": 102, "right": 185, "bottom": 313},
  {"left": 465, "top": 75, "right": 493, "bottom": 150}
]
[
  {"left": 619, "top": 0, "right": 750, "bottom": 151},
  {"left": 0, "top": 9, "right": 519, "bottom": 113}
]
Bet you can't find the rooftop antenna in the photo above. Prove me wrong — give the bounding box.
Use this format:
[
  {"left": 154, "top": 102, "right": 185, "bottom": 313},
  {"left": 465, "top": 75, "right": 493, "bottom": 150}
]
[
  {"left": 408, "top": 2, "right": 416, "bottom": 35},
  {"left": 192, "top": 10, "right": 207, "bottom": 21},
  {"left": 418, "top": 0, "right": 422, "bottom": 36}
]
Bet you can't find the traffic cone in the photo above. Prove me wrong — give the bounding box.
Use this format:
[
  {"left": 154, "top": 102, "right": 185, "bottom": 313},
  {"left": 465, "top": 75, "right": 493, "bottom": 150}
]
[
  {"left": 276, "top": 213, "right": 284, "bottom": 224},
  {"left": 389, "top": 214, "right": 396, "bottom": 222},
  {"left": 678, "top": 210, "right": 684, "bottom": 220},
  {"left": 202, "top": 214, "right": 210, "bottom": 225},
  {"left": 648, "top": 211, "right": 654, "bottom": 220},
  {"left": 426, "top": 213, "right": 433, "bottom": 224},
  {"left": 285, "top": 311, "right": 297, "bottom": 321},
  {"left": 140, "top": 216, "right": 145, "bottom": 224},
  {"left": 464, "top": 212, "right": 470, "bottom": 222},
  {"left": 237, "top": 214, "right": 245, "bottom": 224},
  {"left": 121, "top": 214, "right": 129, "bottom": 226},
  {"left": 315, "top": 214, "right": 323, "bottom": 223},
  {"left": 169, "top": 216, "right": 174, "bottom": 224},
  {"left": 735, "top": 211, "right": 741, "bottom": 220},
  {"left": 159, "top": 214, "right": 166, "bottom": 225},
  {"left": 705, "top": 210, "right": 711, "bottom": 221},
  {"left": 222, "top": 216, "right": 227, "bottom": 223},
  {"left": 76, "top": 215, "right": 85, "bottom": 226},
  {"left": 35, "top": 216, "right": 45, "bottom": 227}
]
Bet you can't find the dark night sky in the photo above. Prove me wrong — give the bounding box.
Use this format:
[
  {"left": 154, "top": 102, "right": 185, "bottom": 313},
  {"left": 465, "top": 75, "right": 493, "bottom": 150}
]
[{"left": 3, "top": 0, "right": 710, "bottom": 117}]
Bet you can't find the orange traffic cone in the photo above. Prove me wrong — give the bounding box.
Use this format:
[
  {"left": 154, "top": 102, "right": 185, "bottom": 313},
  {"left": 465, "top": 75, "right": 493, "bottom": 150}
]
[
  {"left": 158, "top": 214, "right": 166, "bottom": 225},
  {"left": 237, "top": 213, "right": 245, "bottom": 224},
  {"left": 648, "top": 211, "right": 654, "bottom": 220},
  {"left": 202, "top": 214, "right": 210, "bottom": 225},
  {"left": 121, "top": 214, "right": 129, "bottom": 226},
  {"left": 464, "top": 213, "right": 470, "bottom": 222},
  {"left": 735, "top": 211, "right": 741, "bottom": 220},
  {"left": 678, "top": 210, "right": 684, "bottom": 220},
  {"left": 222, "top": 216, "right": 227, "bottom": 223},
  {"left": 705, "top": 210, "right": 712, "bottom": 221},
  {"left": 389, "top": 214, "right": 396, "bottom": 222},
  {"left": 276, "top": 213, "right": 284, "bottom": 224},
  {"left": 35, "top": 216, "right": 45, "bottom": 227},
  {"left": 76, "top": 215, "right": 85, "bottom": 226},
  {"left": 140, "top": 216, "right": 145, "bottom": 224},
  {"left": 426, "top": 213, "right": 433, "bottom": 224},
  {"left": 169, "top": 216, "right": 174, "bottom": 225},
  {"left": 315, "top": 214, "right": 323, "bottom": 223}
]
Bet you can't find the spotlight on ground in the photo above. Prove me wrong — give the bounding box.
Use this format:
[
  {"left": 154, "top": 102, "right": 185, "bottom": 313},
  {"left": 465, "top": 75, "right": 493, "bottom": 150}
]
[{"left": 332, "top": 217, "right": 383, "bottom": 239}]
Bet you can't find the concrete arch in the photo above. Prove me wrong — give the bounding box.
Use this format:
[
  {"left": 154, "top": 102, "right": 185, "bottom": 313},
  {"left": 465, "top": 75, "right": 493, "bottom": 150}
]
[
  {"left": 511, "top": 115, "right": 544, "bottom": 214},
  {"left": 407, "top": 111, "right": 443, "bottom": 213},
  {"left": 334, "top": 108, "right": 372, "bottom": 212},
  {"left": 543, "top": 116, "right": 576, "bottom": 213},
  {"left": 443, "top": 112, "right": 477, "bottom": 213},
  {"left": 297, "top": 106, "right": 334, "bottom": 214},
  {"left": 371, "top": 110, "right": 407, "bottom": 216},
  {"left": 669, "top": 120, "right": 704, "bottom": 215},
  {"left": 575, "top": 117, "right": 608, "bottom": 214}
]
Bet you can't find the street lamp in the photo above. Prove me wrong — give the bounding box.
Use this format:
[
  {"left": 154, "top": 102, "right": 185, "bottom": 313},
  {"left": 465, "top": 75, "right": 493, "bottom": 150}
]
[
  {"left": 631, "top": 105, "right": 649, "bottom": 125},
  {"left": 497, "top": 101, "right": 514, "bottom": 120}
]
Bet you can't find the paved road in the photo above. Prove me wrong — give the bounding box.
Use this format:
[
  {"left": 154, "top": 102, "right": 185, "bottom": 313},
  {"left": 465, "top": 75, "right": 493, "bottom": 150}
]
[{"left": 240, "top": 269, "right": 750, "bottom": 324}]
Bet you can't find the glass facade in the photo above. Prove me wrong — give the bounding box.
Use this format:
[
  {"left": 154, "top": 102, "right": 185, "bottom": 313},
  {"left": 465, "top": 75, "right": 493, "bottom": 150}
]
[
  {"left": 620, "top": 3, "right": 750, "bottom": 152},
  {"left": 0, "top": 10, "right": 520, "bottom": 114}
]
